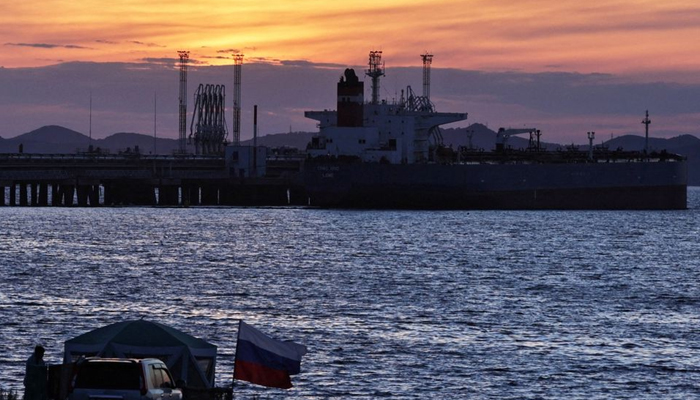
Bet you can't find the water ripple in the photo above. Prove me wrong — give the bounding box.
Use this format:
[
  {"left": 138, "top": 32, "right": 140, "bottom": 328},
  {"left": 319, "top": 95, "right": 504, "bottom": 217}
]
[{"left": 0, "top": 188, "right": 699, "bottom": 398}]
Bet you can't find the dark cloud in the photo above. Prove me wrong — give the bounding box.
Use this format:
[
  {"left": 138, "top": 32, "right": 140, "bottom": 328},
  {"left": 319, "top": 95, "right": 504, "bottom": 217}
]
[
  {"left": 217, "top": 49, "right": 241, "bottom": 54},
  {"left": 140, "top": 57, "right": 178, "bottom": 64},
  {"left": 186, "top": 58, "right": 208, "bottom": 65},
  {"left": 140, "top": 57, "right": 207, "bottom": 66},
  {"left": 129, "top": 41, "right": 166, "bottom": 48},
  {"left": 0, "top": 61, "right": 698, "bottom": 141},
  {"left": 95, "top": 39, "right": 119, "bottom": 45},
  {"left": 5, "top": 43, "right": 91, "bottom": 49},
  {"left": 280, "top": 60, "right": 345, "bottom": 69},
  {"left": 424, "top": 69, "right": 700, "bottom": 116},
  {"left": 246, "top": 56, "right": 280, "bottom": 64}
]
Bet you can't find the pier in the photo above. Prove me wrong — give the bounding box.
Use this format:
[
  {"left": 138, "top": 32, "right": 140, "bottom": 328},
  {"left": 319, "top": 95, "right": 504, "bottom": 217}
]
[{"left": 0, "top": 153, "right": 307, "bottom": 207}]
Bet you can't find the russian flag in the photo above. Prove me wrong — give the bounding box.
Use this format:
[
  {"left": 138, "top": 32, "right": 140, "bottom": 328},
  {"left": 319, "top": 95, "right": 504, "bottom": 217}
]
[{"left": 233, "top": 321, "right": 308, "bottom": 389}]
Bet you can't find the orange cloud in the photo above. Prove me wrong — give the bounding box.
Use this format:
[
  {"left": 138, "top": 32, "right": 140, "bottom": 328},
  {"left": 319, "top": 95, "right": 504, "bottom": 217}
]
[{"left": 1, "top": 0, "right": 699, "bottom": 82}]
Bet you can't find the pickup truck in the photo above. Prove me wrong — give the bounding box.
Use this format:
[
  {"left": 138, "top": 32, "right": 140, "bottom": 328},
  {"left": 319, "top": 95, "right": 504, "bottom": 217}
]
[{"left": 68, "top": 358, "right": 183, "bottom": 400}]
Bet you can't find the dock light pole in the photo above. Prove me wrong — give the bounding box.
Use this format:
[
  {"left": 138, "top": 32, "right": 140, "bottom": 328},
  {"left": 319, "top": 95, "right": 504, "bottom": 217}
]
[{"left": 587, "top": 131, "right": 595, "bottom": 161}]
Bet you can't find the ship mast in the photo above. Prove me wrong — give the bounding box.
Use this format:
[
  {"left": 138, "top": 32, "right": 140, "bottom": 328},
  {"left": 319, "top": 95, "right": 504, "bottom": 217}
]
[{"left": 366, "top": 51, "right": 385, "bottom": 105}]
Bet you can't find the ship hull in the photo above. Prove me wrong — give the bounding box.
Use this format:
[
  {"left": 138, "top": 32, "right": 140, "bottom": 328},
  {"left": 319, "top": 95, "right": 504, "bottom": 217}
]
[{"left": 304, "top": 161, "right": 688, "bottom": 210}]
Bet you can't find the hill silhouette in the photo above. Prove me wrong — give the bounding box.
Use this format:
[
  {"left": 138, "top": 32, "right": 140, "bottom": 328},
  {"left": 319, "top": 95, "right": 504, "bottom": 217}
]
[
  {"left": 2, "top": 125, "right": 699, "bottom": 185},
  {"left": 0, "top": 126, "right": 181, "bottom": 154}
]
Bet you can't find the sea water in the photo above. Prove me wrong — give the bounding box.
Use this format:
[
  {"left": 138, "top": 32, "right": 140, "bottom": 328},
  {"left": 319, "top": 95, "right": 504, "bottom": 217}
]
[{"left": 1, "top": 188, "right": 699, "bottom": 399}]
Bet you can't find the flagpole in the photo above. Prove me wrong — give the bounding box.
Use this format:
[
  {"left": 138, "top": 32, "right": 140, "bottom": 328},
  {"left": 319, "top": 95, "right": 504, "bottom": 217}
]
[{"left": 232, "top": 320, "right": 242, "bottom": 395}]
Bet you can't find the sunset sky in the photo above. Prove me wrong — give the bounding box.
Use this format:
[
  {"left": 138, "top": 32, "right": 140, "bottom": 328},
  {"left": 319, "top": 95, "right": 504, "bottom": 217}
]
[{"left": 1, "top": 0, "right": 699, "bottom": 143}]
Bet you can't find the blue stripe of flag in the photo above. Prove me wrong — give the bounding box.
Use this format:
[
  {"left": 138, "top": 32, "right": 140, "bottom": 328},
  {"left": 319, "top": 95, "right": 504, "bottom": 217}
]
[{"left": 236, "top": 339, "right": 302, "bottom": 375}]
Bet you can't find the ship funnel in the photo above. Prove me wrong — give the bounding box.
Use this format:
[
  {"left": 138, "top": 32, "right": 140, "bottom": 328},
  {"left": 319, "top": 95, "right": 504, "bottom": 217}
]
[{"left": 337, "top": 69, "right": 364, "bottom": 127}]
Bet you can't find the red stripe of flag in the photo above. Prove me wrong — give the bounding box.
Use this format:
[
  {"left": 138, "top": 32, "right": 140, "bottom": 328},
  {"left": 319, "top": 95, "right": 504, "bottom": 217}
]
[{"left": 234, "top": 359, "right": 292, "bottom": 389}]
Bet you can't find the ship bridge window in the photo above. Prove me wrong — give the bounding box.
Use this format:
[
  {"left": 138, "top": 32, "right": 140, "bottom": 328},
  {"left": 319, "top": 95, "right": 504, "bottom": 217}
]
[
  {"left": 358, "top": 139, "right": 366, "bottom": 144},
  {"left": 389, "top": 139, "right": 397, "bottom": 150}
]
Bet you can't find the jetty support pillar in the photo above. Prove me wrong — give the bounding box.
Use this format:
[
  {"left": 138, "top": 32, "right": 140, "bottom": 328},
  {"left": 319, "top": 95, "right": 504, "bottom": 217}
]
[
  {"left": 30, "top": 183, "right": 38, "bottom": 206},
  {"left": 181, "top": 184, "right": 198, "bottom": 206},
  {"left": 38, "top": 183, "right": 49, "bottom": 206},
  {"left": 200, "top": 184, "right": 219, "bottom": 205},
  {"left": 157, "top": 179, "right": 181, "bottom": 206},
  {"left": 61, "top": 184, "right": 76, "bottom": 206},
  {"left": 19, "top": 182, "right": 29, "bottom": 206},
  {"left": 51, "top": 183, "right": 60, "bottom": 206},
  {"left": 0, "top": 181, "right": 9, "bottom": 206},
  {"left": 90, "top": 185, "right": 100, "bottom": 206},
  {"left": 76, "top": 179, "right": 100, "bottom": 207},
  {"left": 9, "top": 183, "right": 16, "bottom": 206}
]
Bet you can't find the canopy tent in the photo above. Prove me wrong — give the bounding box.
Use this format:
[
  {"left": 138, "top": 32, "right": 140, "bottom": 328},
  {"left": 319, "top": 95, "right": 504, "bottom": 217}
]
[{"left": 63, "top": 319, "right": 217, "bottom": 388}]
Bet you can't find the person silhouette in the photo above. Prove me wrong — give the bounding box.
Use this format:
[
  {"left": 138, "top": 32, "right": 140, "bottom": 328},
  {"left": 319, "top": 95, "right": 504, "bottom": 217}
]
[{"left": 24, "top": 345, "right": 47, "bottom": 400}]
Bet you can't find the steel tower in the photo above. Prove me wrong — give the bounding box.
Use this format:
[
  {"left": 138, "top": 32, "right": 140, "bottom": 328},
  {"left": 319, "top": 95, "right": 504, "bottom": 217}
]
[
  {"left": 177, "top": 51, "right": 190, "bottom": 154},
  {"left": 421, "top": 53, "right": 433, "bottom": 100},
  {"left": 233, "top": 54, "right": 244, "bottom": 146}
]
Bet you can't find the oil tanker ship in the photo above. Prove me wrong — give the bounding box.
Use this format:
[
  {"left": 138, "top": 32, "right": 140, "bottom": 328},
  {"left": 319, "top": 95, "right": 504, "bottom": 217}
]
[{"left": 303, "top": 52, "right": 687, "bottom": 210}]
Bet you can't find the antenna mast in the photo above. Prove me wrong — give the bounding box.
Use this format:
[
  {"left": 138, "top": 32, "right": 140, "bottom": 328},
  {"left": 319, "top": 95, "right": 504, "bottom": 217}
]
[
  {"left": 233, "top": 53, "right": 244, "bottom": 146},
  {"left": 178, "top": 50, "right": 190, "bottom": 154},
  {"left": 89, "top": 90, "right": 92, "bottom": 145},
  {"left": 642, "top": 110, "right": 651, "bottom": 156},
  {"left": 153, "top": 91, "right": 157, "bottom": 154},
  {"left": 421, "top": 53, "right": 433, "bottom": 100},
  {"left": 366, "top": 51, "right": 385, "bottom": 105}
]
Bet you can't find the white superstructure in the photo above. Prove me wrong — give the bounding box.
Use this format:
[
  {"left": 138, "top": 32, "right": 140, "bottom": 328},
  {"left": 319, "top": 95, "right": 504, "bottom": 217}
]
[{"left": 305, "top": 53, "right": 467, "bottom": 164}]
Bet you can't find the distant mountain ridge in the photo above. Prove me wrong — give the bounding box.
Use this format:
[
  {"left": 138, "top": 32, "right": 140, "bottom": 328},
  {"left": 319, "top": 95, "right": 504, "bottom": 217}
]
[
  {"left": 0, "top": 125, "right": 181, "bottom": 154},
  {"left": 2, "top": 125, "right": 699, "bottom": 185}
]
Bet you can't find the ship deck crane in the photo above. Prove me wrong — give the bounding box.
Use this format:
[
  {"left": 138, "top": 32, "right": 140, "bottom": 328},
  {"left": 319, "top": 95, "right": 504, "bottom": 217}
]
[{"left": 496, "top": 128, "right": 541, "bottom": 151}]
